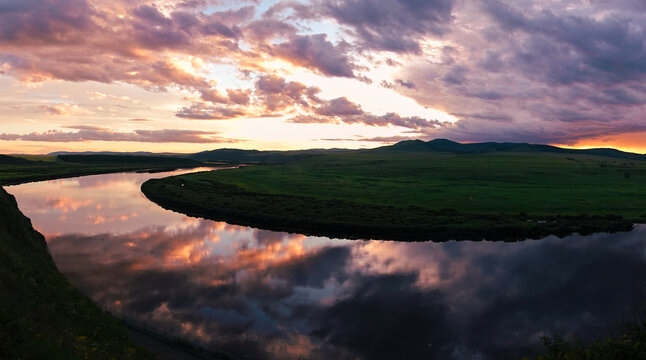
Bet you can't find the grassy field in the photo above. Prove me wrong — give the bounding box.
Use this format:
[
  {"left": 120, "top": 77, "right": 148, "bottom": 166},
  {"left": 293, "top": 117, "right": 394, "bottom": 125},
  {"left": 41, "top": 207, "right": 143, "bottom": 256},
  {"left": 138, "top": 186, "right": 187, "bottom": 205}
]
[
  {"left": 528, "top": 330, "right": 646, "bottom": 360},
  {"left": 142, "top": 151, "right": 646, "bottom": 241},
  {"left": 0, "top": 154, "right": 203, "bottom": 186}
]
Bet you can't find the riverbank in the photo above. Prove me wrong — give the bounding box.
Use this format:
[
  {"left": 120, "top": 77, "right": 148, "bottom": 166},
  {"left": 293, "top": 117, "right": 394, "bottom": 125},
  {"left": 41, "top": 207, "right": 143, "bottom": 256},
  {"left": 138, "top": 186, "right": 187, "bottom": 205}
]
[
  {"left": 142, "top": 151, "right": 646, "bottom": 241},
  {"left": 0, "top": 186, "right": 153, "bottom": 359},
  {"left": 0, "top": 156, "right": 228, "bottom": 359},
  {"left": 0, "top": 154, "right": 204, "bottom": 186}
]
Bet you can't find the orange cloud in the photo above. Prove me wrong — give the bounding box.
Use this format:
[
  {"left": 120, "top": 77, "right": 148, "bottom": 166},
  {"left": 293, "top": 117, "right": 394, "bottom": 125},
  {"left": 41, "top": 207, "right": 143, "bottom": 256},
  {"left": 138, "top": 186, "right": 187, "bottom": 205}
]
[
  {"left": 39, "top": 103, "right": 92, "bottom": 116},
  {"left": 45, "top": 197, "right": 92, "bottom": 212}
]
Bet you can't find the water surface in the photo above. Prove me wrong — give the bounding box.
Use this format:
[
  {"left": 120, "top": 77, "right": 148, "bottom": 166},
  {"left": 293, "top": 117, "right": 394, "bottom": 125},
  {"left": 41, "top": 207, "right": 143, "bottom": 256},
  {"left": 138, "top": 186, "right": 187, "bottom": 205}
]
[{"left": 6, "top": 169, "right": 646, "bottom": 359}]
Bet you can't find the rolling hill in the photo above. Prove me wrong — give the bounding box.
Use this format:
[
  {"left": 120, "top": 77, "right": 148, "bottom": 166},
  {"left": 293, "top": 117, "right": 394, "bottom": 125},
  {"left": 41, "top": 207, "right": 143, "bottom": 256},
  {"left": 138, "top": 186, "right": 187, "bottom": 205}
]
[{"left": 374, "top": 139, "right": 646, "bottom": 160}]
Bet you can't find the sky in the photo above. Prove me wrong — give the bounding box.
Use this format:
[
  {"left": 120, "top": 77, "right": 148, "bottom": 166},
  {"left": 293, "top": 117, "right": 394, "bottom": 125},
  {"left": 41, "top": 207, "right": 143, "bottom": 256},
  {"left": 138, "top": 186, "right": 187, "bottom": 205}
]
[{"left": 1, "top": 0, "right": 645, "bottom": 154}]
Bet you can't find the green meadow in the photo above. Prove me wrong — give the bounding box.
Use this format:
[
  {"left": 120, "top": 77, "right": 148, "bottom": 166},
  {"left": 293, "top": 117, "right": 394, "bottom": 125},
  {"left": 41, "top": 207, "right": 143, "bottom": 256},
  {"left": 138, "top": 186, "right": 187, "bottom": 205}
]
[{"left": 142, "top": 150, "right": 646, "bottom": 241}]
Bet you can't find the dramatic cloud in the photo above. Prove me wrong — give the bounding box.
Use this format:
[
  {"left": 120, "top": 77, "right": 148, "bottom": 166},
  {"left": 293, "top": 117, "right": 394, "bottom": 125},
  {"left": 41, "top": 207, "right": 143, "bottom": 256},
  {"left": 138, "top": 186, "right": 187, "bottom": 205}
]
[
  {"left": 187, "top": 74, "right": 445, "bottom": 129},
  {"left": 390, "top": 1, "right": 646, "bottom": 145},
  {"left": 291, "top": 97, "right": 444, "bottom": 130},
  {"left": 273, "top": 34, "right": 355, "bottom": 77},
  {"left": 254, "top": 74, "right": 321, "bottom": 112},
  {"left": 314, "top": 97, "right": 363, "bottom": 116},
  {"left": 1, "top": 0, "right": 646, "bottom": 151},
  {"left": 0, "top": 0, "right": 241, "bottom": 89},
  {"left": 316, "top": 0, "right": 455, "bottom": 53}
]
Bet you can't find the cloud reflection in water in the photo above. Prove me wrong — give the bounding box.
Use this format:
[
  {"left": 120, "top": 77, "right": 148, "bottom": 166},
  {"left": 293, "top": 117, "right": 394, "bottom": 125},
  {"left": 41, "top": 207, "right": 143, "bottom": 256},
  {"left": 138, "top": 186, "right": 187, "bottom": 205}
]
[{"left": 7, "top": 170, "right": 646, "bottom": 359}]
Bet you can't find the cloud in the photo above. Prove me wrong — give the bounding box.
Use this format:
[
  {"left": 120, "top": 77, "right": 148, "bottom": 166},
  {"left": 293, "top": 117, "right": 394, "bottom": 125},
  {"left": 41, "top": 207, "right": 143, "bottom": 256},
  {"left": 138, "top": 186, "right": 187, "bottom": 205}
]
[
  {"left": 39, "top": 103, "right": 92, "bottom": 116},
  {"left": 254, "top": 74, "right": 321, "bottom": 112},
  {"left": 0, "top": 0, "right": 243, "bottom": 90},
  {"left": 226, "top": 89, "right": 251, "bottom": 105},
  {"left": 245, "top": 18, "right": 297, "bottom": 42},
  {"left": 394, "top": 79, "right": 415, "bottom": 89},
  {"left": 0, "top": 128, "right": 241, "bottom": 143},
  {"left": 62, "top": 125, "right": 110, "bottom": 131},
  {"left": 314, "top": 97, "right": 363, "bottom": 116},
  {"left": 450, "top": 112, "right": 514, "bottom": 123},
  {"left": 0, "top": 0, "right": 96, "bottom": 45},
  {"left": 316, "top": 0, "right": 455, "bottom": 53},
  {"left": 178, "top": 75, "right": 326, "bottom": 120},
  {"left": 175, "top": 103, "right": 247, "bottom": 120},
  {"left": 312, "top": 273, "right": 454, "bottom": 359},
  {"left": 38, "top": 186, "right": 646, "bottom": 360},
  {"left": 2, "top": 0, "right": 646, "bottom": 148},
  {"left": 482, "top": 1, "right": 646, "bottom": 85},
  {"left": 273, "top": 34, "right": 355, "bottom": 77},
  {"left": 391, "top": 0, "right": 646, "bottom": 144},
  {"left": 89, "top": 92, "right": 138, "bottom": 103},
  {"left": 290, "top": 96, "right": 445, "bottom": 130},
  {"left": 199, "top": 88, "right": 252, "bottom": 106},
  {"left": 199, "top": 89, "right": 229, "bottom": 104}
]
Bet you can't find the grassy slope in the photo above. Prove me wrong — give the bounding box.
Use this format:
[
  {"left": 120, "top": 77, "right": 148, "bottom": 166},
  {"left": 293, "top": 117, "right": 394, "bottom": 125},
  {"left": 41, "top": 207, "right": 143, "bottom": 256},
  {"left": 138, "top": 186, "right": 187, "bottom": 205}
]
[
  {"left": 0, "top": 155, "right": 207, "bottom": 359},
  {"left": 142, "top": 151, "right": 646, "bottom": 241}
]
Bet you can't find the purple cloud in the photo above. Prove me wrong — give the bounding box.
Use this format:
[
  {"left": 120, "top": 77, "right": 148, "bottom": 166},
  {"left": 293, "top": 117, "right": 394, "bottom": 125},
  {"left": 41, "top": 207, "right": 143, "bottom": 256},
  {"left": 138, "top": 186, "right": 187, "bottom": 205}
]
[
  {"left": 314, "top": 97, "right": 363, "bottom": 116},
  {"left": 175, "top": 104, "right": 247, "bottom": 120},
  {"left": 318, "top": 0, "right": 455, "bottom": 53},
  {"left": 273, "top": 34, "right": 355, "bottom": 77}
]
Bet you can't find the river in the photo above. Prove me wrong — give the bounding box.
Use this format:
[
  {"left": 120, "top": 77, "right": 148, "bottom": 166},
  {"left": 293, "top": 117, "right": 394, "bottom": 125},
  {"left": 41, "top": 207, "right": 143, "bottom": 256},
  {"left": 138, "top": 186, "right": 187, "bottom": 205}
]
[{"left": 6, "top": 168, "right": 646, "bottom": 359}]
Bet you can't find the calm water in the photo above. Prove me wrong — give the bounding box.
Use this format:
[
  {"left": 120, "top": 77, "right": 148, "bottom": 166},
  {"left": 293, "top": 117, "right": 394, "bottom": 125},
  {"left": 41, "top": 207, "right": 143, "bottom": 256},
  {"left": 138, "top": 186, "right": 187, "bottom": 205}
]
[{"left": 6, "top": 169, "right": 646, "bottom": 359}]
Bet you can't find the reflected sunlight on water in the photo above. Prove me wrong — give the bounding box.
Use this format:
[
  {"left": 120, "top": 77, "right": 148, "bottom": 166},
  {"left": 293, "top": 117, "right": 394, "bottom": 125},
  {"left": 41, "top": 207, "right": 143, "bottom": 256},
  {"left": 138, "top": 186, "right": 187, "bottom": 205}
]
[{"left": 6, "top": 170, "right": 646, "bottom": 360}]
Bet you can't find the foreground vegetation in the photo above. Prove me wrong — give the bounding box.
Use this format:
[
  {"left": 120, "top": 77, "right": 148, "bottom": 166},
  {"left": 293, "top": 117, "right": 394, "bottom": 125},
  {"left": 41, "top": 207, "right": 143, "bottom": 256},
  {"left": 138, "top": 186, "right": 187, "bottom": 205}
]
[
  {"left": 529, "top": 325, "right": 646, "bottom": 359},
  {"left": 142, "top": 149, "right": 646, "bottom": 241}
]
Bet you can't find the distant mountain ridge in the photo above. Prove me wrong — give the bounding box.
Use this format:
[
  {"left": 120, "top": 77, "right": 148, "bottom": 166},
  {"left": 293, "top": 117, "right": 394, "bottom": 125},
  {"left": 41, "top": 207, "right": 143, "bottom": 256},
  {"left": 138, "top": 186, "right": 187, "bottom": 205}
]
[
  {"left": 48, "top": 151, "right": 181, "bottom": 156},
  {"left": 188, "top": 148, "right": 347, "bottom": 163},
  {"left": 377, "top": 139, "right": 646, "bottom": 160},
  {"left": 57, "top": 154, "right": 202, "bottom": 166},
  {"left": 28, "top": 139, "right": 645, "bottom": 163}
]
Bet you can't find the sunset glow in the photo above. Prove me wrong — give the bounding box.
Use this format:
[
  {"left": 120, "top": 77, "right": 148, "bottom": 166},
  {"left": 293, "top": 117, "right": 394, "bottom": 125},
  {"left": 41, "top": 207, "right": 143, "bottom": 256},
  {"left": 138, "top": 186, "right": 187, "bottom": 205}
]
[{"left": 1, "top": 0, "right": 645, "bottom": 154}]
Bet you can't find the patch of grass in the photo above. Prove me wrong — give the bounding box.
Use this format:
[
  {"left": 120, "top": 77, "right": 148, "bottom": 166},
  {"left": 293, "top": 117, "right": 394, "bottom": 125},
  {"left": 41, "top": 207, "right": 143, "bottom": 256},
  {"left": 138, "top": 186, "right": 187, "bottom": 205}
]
[
  {"left": 525, "top": 328, "right": 646, "bottom": 359},
  {"left": 13, "top": 154, "right": 58, "bottom": 162},
  {"left": 142, "top": 152, "right": 646, "bottom": 241}
]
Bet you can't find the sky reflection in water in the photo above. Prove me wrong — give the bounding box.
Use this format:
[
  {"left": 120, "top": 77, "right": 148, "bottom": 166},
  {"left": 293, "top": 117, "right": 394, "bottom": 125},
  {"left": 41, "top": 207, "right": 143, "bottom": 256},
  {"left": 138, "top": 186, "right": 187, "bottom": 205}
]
[{"left": 6, "top": 170, "right": 646, "bottom": 360}]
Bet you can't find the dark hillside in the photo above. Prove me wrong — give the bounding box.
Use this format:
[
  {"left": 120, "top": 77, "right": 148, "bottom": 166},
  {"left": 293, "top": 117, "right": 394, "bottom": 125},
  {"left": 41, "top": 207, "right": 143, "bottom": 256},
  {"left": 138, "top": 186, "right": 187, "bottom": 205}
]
[
  {"left": 58, "top": 154, "right": 202, "bottom": 166},
  {"left": 375, "top": 139, "right": 646, "bottom": 160},
  {"left": 189, "top": 148, "right": 345, "bottom": 164},
  {"left": 0, "top": 155, "right": 32, "bottom": 165}
]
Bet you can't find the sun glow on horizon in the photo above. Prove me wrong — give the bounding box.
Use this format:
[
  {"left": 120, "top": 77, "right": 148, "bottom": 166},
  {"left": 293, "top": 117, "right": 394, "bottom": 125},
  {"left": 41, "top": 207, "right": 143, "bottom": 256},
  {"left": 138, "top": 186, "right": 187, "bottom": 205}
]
[{"left": 554, "top": 132, "right": 646, "bottom": 155}]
